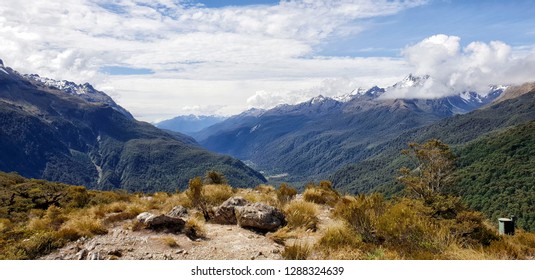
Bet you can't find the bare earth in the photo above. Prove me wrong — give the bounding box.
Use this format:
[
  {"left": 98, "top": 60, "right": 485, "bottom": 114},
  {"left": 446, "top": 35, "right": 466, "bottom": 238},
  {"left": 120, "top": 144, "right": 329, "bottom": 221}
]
[{"left": 41, "top": 202, "right": 334, "bottom": 260}]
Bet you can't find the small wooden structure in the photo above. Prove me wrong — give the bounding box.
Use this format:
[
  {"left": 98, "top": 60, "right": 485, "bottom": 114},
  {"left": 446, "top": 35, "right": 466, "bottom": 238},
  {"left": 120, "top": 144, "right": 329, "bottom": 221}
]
[{"left": 498, "top": 216, "right": 515, "bottom": 235}]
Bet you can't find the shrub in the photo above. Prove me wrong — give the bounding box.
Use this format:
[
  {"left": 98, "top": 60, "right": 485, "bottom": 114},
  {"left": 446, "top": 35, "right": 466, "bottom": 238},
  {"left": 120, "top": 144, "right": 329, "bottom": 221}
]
[
  {"left": 486, "top": 239, "right": 525, "bottom": 259},
  {"left": 0, "top": 218, "right": 12, "bottom": 233},
  {"left": 186, "top": 177, "right": 204, "bottom": 209},
  {"left": 283, "top": 200, "right": 318, "bottom": 230},
  {"left": 376, "top": 199, "right": 444, "bottom": 258},
  {"left": 65, "top": 186, "right": 90, "bottom": 208},
  {"left": 204, "top": 171, "right": 227, "bottom": 185},
  {"left": 333, "top": 194, "right": 386, "bottom": 243},
  {"left": 276, "top": 183, "right": 297, "bottom": 204},
  {"left": 317, "top": 223, "right": 362, "bottom": 249},
  {"left": 19, "top": 231, "right": 66, "bottom": 259},
  {"left": 450, "top": 211, "right": 498, "bottom": 247},
  {"left": 303, "top": 181, "right": 339, "bottom": 206}
]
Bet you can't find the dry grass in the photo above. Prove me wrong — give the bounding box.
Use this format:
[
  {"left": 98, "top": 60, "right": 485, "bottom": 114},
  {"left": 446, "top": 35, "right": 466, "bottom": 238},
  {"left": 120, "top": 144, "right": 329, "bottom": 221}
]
[
  {"left": 317, "top": 222, "right": 361, "bottom": 249},
  {"left": 302, "top": 188, "right": 339, "bottom": 206},
  {"left": 235, "top": 189, "right": 279, "bottom": 207},
  {"left": 184, "top": 216, "right": 207, "bottom": 240},
  {"left": 283, "top": 200, "right": 318, "bottom": 230},
  {"left": 255, "top": 184, "right": 275, "bottom": 194},
  {"left": 159, "top": 236, "right": 179, "bottom": 248},
  {"left": 202, "top": 184, "right": 234, "bottom": 207},
  {"left": 276, "top": 183, "right": 297, "bottom": 205},
  {"left": 282, "top": 242, "right": 311, "bottom": 260},
  {"left": 60, "top": 215, "right": 108, "bottom": 238}
]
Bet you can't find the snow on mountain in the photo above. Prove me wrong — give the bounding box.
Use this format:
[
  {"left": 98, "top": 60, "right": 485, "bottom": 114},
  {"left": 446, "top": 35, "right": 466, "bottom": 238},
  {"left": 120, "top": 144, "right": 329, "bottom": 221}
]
[
  {"left": 390, "top": 74, "right": 430, "bottom": 89},
  {"left": 310, "top": 95, "right": 327, "bottom": 104},
  {"left": 24, "top": 74, "right": 133, "bottom": 119}
]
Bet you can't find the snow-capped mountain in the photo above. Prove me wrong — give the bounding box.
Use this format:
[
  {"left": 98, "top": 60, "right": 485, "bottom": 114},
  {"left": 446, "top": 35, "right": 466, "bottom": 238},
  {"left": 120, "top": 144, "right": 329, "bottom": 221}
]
[
  {"left": 390, "top": 74, "right": 430, "bottom": 89},
  {"left": 326, "top": 74, "right": 507, "bottom": 114},
  {"left": 24, "top": 74, "right": 133, "bottom": 119}
]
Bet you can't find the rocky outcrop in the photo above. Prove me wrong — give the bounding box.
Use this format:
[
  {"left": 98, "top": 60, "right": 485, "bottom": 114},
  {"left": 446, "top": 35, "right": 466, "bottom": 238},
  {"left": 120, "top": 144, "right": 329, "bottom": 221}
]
[
  {"left": 212, "top": 196, "right": 249, "bottom": 225},
  {"left": 136, "top": 212, "right": 185, "bottom": 233},
  {"left": 167, "top": 206, "right": 189, "bottom": 219},
  {"left": 235, "top": 203, "right": 286, "bottom": 232}
]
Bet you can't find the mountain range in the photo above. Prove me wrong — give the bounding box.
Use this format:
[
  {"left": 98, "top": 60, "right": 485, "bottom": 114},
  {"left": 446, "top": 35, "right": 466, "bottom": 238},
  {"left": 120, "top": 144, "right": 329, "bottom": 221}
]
[
  {"left": 155, "top": 114, "right": 226, "bottom": 136},
  {"left": 194, "top": 74, "right": 507, "bottom": 183},
  {"left": 0, "top": 60, "right": 266, "bottom": 192}
]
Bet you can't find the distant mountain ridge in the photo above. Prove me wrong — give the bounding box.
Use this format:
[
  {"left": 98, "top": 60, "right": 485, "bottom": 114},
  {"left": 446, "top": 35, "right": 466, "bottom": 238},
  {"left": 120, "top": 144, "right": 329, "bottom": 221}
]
[
  {"left": 0, "top": 60, "right": 266, "bottom": 192},
  {"left": 195, "top": 75, "right": 506, "bottom": 184},
  {"left": 24, "top": 74, "right": 134, "bottom": 119},
  {"left": 155, "top": 114, "right": 226, "bottom": 135}
]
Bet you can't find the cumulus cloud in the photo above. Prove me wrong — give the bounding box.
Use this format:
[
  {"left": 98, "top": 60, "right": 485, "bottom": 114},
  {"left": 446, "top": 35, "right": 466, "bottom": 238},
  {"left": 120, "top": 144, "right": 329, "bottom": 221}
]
[
  {"left": 382, "top": 34, "right": 535, "bottom": 99},
  {"left": 0, "top": 0, "right": 421, "bottom": 120}
]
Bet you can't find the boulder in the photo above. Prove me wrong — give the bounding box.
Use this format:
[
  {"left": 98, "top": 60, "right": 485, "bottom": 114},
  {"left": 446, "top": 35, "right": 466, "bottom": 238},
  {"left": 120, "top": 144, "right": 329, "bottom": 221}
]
[
  {"left": 212, "top": 196, "right": 249, "bottom": 224},
  {"left": 235, "top": 203, "right": 286, "bottom": 232},
  {"left": 136, "top": 212, "right": 185, "bottom": 232},
  {"left": 167, "top": 206, "right": 188, "bottom": 219}
]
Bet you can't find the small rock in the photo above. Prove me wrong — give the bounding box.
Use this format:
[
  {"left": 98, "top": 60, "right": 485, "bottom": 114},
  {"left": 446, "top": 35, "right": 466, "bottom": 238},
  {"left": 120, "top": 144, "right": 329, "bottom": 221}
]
[
  {"left": 136, "top": 212, "right": 185, "bottom": 232},
  {"left": 167, "top": 206, "right": 189, "bottom": 219},
  {"left": 108, "top": 249, "right": 123, "bottom": 257},
  {"left": 176, "top": 249, "right": 184, "bottom": 254},
  {"left": 75, "top": 249, "right": 88, "bottom": 260},
  {"left": 272, "top": 249, "right": 280, "bottom": 254},
  {"left": 236, "top": 203, "right": 286, "bottom": 232},
  {"left": 211, "top": 197, "right": 249, "bottom": 225},
  {"left": 87, "top": 252, "right": 100, "bottom": 260}
]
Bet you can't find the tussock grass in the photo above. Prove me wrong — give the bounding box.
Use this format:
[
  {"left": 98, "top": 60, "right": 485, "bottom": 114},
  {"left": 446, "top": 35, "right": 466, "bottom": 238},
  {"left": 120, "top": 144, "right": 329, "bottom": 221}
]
[
  {"left": 282, "top": 242, "right": 311, "bottom": 260},
  {"left": 236, "top": 189, "right": 279, "bottom": 207},
  {"left": 302, "top": 181, "right": 339, "bottom": 206},
  {"left": 255, "top": 184, "right": 275, "bottom": 194},
  {"left": 276, "top": 183, "right": 297, "bottom": 205},
  {"left": 317, "top": 222, "right": 361, "bottom": 249},
  {"left": 60, "top": 215, "right": 108, "bottom": 238},
  {"left": 159, "top": 236, "right": 179, "bottom": 248},
  {"left": 184, "top": 216, "right": 207, "bottom": 240},
  {"left": 202, "top": 184, "right": 234, "bottom": 207},
  {"left": 283, "top": 200, "right": 318, "bottom": 230}
]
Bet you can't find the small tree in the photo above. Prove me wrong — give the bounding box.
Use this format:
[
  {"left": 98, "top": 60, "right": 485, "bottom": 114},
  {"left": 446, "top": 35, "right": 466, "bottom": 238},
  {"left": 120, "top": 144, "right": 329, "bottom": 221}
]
[
  {"left": 186, "top": 176, "right": 203, "bottom": 209},
  {"left": 398, "top": 139, "right": 456, "bottom": 200},
  {"left": 203, "top": 170, "right": 227, "bottom": 185}
]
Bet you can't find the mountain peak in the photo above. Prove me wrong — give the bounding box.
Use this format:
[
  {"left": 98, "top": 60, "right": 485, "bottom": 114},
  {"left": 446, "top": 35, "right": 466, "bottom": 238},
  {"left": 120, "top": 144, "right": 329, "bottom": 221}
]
[
  {"left": 392, "top": 74, "right": 430, "bottom": 89},
  {"left": 310, "top": 95, "right": 327, "bottom": 104},
  {"left": 23, "top": 74, "right": 134, "bottom": 119},
  {"left": 0, "top": 59, "right": 4, "bottom": 67}
]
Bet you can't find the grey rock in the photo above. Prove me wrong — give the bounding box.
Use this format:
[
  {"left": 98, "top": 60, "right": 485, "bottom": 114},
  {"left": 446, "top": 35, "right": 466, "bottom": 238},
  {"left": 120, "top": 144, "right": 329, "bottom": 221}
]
[
  {"left": 236, "top": 203, "right": 286, "bottom": 232},
  {"left": 167, "top": 206, "right": 188, "bottom": 218},
  {"left": 87, "top": 251, "right": 100, "bottom": 260},
  {"left": 136, "top": 212, "right": 185, "bottom": 232},
  {"left": 75, "top": 249, "right": 88, "bottom": 260},
  {"left": 212, "top": 196, "right": 249, "bottom": 224}
]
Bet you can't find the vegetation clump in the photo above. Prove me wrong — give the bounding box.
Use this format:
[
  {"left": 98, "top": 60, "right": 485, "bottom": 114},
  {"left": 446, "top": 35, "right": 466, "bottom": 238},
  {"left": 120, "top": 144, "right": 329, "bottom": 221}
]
[
  {"left": 303, "top": 180, "right": 340, "bottom": 206},
  {"left": 283, "top": 200, "right": 318, "bottom": 231}
]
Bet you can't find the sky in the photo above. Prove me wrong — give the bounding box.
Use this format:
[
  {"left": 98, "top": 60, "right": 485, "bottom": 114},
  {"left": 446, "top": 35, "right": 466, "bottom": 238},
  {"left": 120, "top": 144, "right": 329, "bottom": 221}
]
[{"left": 1, "top": 0, "right": 535, "bottom": 122}]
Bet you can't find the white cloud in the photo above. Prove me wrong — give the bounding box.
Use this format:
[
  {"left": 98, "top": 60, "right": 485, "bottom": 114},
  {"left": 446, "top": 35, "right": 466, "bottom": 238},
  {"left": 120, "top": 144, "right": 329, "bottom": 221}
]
[
  {"left": 382, "top": 34, "right": 535, "bottom": 99},
  {"left": 0, "top": 0, "right": 422, "bottom": 121}
]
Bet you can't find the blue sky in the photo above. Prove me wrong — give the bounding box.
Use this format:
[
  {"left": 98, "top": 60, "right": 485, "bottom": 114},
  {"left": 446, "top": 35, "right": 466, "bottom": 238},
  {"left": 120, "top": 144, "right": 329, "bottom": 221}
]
[
  {"left": 320, "top": 0, "right": 535, "bottom": 57},
  {"left": 1, "top": 0, "right": 535, "bottom": 121}
]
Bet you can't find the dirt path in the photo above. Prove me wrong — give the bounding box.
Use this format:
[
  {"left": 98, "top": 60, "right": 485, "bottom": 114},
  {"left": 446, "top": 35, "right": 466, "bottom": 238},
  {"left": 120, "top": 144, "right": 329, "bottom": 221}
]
[{"left": 42, "top": 221, "right": 284, "bottom": 260}]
